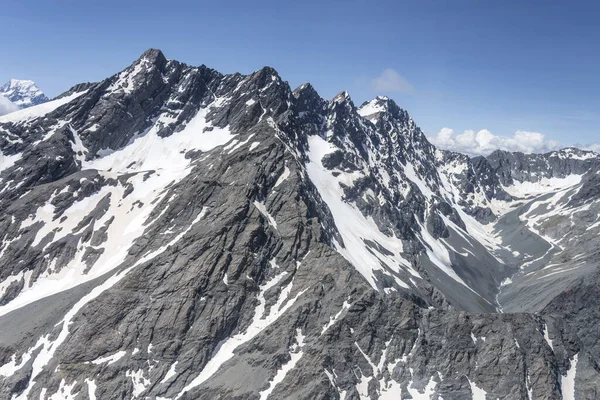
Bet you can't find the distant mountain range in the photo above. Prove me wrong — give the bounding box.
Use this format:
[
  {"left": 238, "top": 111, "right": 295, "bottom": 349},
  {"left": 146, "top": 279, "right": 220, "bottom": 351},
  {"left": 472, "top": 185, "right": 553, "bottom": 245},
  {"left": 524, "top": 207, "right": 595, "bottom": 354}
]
[{"left": 0, "top": 79, "right": 49, "bottom": 114}]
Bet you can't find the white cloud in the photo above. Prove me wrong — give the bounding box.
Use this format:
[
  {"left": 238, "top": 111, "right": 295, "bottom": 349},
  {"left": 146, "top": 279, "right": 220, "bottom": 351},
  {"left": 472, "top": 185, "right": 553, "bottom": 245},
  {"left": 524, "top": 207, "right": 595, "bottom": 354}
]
[
  {"left": 429, "top": 128, "right": 561, "bottom": 156},
  {"left": 371, "top": 68, "right": 414, "bottom": 94},
  {"left": 0, "top": 95, "right": 18, "bottom": 116}
]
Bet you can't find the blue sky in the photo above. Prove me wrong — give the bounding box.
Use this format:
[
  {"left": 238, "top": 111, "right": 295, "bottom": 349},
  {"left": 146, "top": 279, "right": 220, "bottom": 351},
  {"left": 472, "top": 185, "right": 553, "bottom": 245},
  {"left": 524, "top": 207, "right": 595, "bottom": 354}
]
[{"left": 1, "top": 0, "right": 598, "bottom": 152}]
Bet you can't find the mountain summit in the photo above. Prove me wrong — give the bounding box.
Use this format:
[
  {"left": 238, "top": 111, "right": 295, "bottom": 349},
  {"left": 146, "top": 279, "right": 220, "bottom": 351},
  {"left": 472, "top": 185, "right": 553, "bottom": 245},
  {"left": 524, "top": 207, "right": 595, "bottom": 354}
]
[
  {"left": 0, "top": 79, "right": 49, "bottom": 108},
  {"left": 0, "top": 49, "right": 599, "bottom": 399}
]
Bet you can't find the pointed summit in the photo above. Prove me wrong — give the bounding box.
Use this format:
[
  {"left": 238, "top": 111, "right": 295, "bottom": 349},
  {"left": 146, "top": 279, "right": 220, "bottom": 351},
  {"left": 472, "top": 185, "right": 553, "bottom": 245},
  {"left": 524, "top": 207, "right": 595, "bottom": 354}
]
[
  {"left": 358, "top": 96, "right": 389, "bottom": 117},
  {"left": 329, "top": 90, "right": 356, "bottom": 114},
  {"left": 248, "top": 66, "right": 281, "bottom": 89},
  {"left": 332, "top": 90, "right": 351, "bottom": 104},
  {"left": 358, "top": 95, "right": 408, "bottom": 124},
  {"left": 138, "top": 48, "right": 167, "bottom": 64},
  {"left": 125, "top": 49, "right": 169, "bottom": 72},
  {"left": 293, "top": 83, "right": 326, "bottom": 113},
  {"left": 293, "top": 82, "right": 317, "bottom": 97}
]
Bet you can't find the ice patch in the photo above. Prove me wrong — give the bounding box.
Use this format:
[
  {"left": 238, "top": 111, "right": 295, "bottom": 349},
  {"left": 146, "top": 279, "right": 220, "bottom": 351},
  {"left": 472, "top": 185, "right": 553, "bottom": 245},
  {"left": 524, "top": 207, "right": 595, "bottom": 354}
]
[
  {"left": 500, "top": 277, "right": 513, "bottom": 287},
  {"left": 84, "top": 100, "right": 235, "bottom": 173},
  {"left": 48, "top": 378, "right": 78, "bottom": 400},
  {"left": 0, "top": 151, "right": 21, "bottom": 175},
  {"left": 321, "top": 301, "right": 351, "bottom": 335},
  {"left": 403, "top": 163, "right": 434, "bottom": 199},
  {"left": 249, "top": 141, "right": 260, "bottom": 151},
  {"left": 419, "top": 221, "right": 480, "bottom": 294},
  {"left": 357, "top": 97, "right": 387, "bottom": 118},
  {"left": 0, "top": 344, "right": 35, "bottom": 377},
  {"left": 324, "top": 369, "right": 348, "bottom": 400},
  {"left": 407, "top": 369, "right": 437, "bottom": 400}
]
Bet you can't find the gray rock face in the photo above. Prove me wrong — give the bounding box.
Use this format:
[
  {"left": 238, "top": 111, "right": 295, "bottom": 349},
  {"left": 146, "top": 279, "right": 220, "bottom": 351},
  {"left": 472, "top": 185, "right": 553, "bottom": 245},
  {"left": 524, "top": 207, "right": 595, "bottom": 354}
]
[{"left": 0, "top": 49, "right": 599, "bottom": 399}]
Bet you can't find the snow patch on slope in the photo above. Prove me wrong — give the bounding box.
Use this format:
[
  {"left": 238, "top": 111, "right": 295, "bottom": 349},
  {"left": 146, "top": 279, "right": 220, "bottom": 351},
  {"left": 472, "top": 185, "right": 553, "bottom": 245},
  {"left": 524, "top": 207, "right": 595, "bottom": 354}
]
[
  {"left": 0, "top": 172, "right": 174, "bottom": 317},
  {"left": 560, "top": 354, "right": 578, "bottom": 400},
  {"left": 84, "top": 99, "right": 235, "bottom": 173},
  {"left": 504, "top": 175, "right": 582, "bottom": 199},
  {"left": 305, "top": 134, "right": 417, "bottom": 291},
  {"left": 468, "top": 378, "right": 487, "bottom": 400}
]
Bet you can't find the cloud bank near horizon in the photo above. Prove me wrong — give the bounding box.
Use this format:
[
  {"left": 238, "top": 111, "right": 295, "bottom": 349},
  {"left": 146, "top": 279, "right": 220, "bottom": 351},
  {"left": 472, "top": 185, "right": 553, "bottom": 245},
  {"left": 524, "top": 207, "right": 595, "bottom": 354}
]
[{"left": 428, "top": 127, "right": 599, "bottom": 156}]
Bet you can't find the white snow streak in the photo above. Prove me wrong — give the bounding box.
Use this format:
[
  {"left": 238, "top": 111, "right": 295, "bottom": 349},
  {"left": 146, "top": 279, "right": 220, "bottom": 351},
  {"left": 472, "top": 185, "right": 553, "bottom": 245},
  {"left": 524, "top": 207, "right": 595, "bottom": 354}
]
[
  {"left": 86, "top": 379, "right": 98, "bottom": 400},
  {"left": 321, "top": 300, "right": 351, "bottom": 335},
  {"left": 560, "top": 354, "right": 578, "bottom": 400},
  {"left": 160, "top": 361, "right": 179, "bottom": 384},
  {"left": 259, "top": 328, "right": 306, "bottom": 400},
  {"left": 273, "top": 165, "right": 291, "bottom": 188},
  {"left": 254, "top": 200, "right": 278, "bottom": 229},
  {"left": 90, "top": 350, "right": 127, "bottom": 365},
  {"left": 543, "top": 324, "right": 554, "bottom": 351},
  {"left": 176, "top": 268, "right": 307, "bottom": 398}
]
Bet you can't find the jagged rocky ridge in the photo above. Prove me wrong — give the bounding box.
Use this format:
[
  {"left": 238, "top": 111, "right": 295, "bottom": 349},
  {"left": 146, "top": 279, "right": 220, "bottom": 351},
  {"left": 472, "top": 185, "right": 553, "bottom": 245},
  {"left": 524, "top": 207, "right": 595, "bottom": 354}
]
[{"left": 0, "top": 49, "right": 599, "bottom": 399}]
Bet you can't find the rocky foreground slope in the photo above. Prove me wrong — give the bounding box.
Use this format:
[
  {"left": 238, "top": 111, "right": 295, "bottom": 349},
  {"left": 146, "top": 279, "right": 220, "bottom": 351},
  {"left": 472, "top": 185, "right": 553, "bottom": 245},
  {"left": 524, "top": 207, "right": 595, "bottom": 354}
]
[{"left": 0, "top": 49, "right": 599, "bottom": 399}]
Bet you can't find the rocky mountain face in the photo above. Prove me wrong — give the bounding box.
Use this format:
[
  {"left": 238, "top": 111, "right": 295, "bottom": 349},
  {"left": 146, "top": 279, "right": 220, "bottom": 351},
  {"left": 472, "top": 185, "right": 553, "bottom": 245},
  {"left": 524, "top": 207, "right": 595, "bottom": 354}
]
[
  {"left": 0, "top": 49, "right": 599, "bottom": 399},
  {"left": 0, "top": 80, "right": 49, "bottom": 109}
]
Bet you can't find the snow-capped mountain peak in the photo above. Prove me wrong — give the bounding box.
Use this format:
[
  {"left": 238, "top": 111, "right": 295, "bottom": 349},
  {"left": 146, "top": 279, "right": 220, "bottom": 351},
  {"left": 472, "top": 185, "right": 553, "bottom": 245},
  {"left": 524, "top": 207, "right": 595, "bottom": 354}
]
[
  {"left": 0, "top": 79, "right": 49, "bottom": 108},
  {"left": 331, "top": 90, "right": 352, "bottom": 104},
  {"left": 0, "top": 49, "right": 599, "bottom": 399},
  {"left": 358, "top": 95, "right": 390, "bottom": 117}
]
